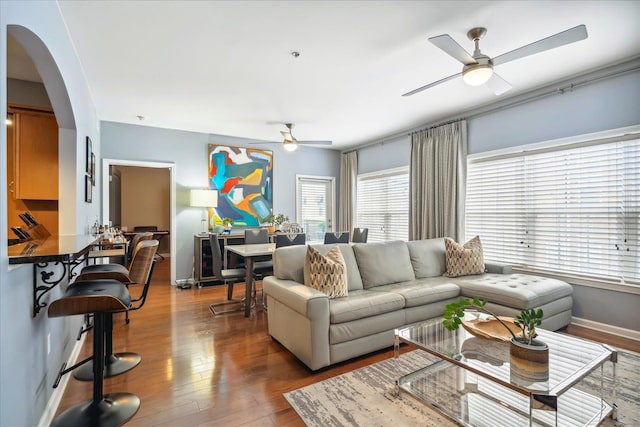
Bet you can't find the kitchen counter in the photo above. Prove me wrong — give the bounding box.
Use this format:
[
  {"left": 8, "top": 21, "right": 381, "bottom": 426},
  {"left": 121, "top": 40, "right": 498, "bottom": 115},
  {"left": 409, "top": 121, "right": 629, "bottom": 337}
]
[{"left": 8, "top": 234, "right": 99, "bottom": 264}]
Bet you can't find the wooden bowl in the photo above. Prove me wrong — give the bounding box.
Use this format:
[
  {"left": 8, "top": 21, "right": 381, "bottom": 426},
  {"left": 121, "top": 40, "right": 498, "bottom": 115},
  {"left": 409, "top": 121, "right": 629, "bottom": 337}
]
[{"left": 462, "top": 316, "right": 522, "bottom": 341}]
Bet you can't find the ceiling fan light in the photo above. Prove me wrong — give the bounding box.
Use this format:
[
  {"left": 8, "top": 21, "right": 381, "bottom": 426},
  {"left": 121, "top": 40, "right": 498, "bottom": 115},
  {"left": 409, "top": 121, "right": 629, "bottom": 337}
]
[
  {"left": 462, "top": 64, "right": 493, "bottom": 86},
  {"left": 283, "top": 140, "right": 298, "bottom": 152}
]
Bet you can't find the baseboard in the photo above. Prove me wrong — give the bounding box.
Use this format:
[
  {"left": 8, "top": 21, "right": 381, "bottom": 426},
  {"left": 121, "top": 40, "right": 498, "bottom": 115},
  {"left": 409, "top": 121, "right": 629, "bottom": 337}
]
[
  {"left": 571, "top": 316, "right": 640, "bottom": 342},
  {"left": 37, "top": 333, "right": 87, "bottom": 427}
]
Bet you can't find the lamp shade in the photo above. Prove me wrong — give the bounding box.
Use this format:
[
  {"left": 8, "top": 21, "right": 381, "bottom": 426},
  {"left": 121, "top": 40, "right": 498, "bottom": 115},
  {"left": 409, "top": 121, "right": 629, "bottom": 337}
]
[{"left": 190, "top": 189, "right": 218, "bottom": 207}]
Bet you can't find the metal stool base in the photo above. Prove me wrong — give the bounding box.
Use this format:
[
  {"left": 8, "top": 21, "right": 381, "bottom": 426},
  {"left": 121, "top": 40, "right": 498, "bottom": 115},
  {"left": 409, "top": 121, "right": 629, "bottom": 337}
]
[
  {"left": 73, "top": 353, "right": 141, "bottom": 381},
  {"left": 51, "top": 392, "right": 140, "bottom": 427}
]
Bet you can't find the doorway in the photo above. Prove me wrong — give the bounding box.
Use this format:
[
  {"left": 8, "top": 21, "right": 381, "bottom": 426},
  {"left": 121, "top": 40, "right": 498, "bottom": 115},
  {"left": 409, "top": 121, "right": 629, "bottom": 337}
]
[
  {"left": 102, "top": 158, "right": 176, "bottom": 285},
  {"left": 295, "top": 175, "right": 336, "bottom": 243}
]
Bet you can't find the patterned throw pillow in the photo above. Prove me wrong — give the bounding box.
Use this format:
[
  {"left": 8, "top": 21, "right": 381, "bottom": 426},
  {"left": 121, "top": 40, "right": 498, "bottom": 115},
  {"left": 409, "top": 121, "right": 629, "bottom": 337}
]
[
  {"left": 304, "top": 245, "right": 348, "bottom": 298},
  {"left": 444, "top": 236, "right": 485, "bottom": 277}
]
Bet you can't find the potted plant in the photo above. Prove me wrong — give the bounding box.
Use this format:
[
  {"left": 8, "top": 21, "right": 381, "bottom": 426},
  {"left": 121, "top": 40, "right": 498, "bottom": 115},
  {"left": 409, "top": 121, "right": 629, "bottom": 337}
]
[
  {"left": 272, "top": 213, "right": 289, "bottom": 231},
  {"left": 444, "top": 297, "right": 548, "bottom": 380},
  {"left": 221, "top": 217, "right": 234, "bottom": 234}
]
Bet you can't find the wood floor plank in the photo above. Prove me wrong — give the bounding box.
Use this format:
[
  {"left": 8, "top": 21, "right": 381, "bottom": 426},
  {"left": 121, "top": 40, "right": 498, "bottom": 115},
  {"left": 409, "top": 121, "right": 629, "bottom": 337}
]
[{"left": 54, "top": 258, "right": 638, "bottom": 425}]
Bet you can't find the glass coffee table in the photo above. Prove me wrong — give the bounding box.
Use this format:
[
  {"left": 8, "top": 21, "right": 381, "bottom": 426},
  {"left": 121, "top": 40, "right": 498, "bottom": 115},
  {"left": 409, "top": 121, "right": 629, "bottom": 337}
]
[{"left": 394, "top": 315, "right": 617, "bottom": 426}]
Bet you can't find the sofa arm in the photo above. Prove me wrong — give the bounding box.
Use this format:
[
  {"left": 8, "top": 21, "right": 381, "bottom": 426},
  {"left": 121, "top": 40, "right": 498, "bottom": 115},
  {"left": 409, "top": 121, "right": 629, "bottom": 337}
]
[
  {"left": 485, "top": 262, "right": 513, "bottom": 274},
  {"left": 263, "top": 277, "right": 329, "bottom": 320}
]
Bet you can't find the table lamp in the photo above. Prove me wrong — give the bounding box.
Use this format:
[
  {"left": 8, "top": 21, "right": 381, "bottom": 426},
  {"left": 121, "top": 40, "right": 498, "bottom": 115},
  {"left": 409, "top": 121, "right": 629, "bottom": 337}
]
[{"left": 190, "top": 189, "right": 218, "bottom": 233}]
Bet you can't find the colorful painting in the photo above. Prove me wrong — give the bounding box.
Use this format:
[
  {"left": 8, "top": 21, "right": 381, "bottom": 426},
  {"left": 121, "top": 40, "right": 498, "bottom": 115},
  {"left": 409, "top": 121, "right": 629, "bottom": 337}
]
[{"left": 208, "top": 144, "right": 273, "bottom": 228}]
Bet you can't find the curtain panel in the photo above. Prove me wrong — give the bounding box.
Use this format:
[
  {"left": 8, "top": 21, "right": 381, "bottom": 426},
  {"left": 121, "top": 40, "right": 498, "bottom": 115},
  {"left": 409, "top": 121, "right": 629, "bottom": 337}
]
[
  {"left": 339, "top": 151, "right": 357, "bottom": 232},
  {"left": 409, "top": 120, "right": 467, "bottom": 242}
]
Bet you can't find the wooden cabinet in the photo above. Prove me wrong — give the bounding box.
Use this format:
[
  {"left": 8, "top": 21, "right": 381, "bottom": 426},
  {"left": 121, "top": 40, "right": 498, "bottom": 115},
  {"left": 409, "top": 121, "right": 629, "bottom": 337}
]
[
  {"left": 11, "top": 108, "right": 59, "bottom": 200},
  {"left": 193, "top": 234, "right": 245, "bottom": 286},
  {"left": 6, "top": 106, "right": 59, "bottom": 237}
]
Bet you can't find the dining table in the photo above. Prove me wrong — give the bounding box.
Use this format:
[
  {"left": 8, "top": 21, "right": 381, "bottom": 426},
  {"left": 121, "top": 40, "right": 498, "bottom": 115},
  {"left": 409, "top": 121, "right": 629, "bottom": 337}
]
[{"left": 224, "top": 243, "right": 275, "bottom": 317}]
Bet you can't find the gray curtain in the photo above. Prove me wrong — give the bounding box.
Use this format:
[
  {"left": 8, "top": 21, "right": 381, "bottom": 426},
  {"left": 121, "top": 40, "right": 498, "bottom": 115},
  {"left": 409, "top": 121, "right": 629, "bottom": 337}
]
[
  {"left": 409, "top": 120, "right": 467, "bottom": 242},
  {"left": 339, "top": 151, "right": 357, "bottom": 232}
]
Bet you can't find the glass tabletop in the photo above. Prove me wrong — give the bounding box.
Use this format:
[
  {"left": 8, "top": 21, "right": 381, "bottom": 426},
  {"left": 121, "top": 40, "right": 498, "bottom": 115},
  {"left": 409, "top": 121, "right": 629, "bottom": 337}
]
[{"left": 395, "top": 314, "right": 613, "bottom": 397}]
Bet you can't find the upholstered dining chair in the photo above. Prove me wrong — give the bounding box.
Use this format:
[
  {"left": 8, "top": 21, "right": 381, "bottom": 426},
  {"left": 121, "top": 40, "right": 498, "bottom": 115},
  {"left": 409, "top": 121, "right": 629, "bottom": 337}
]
[
  {"left": 243, "top": 229, "right": 273, "bottom": 276},
  {"left": 351, "top": 227, "right": 369, "bottom": 243},
  {"left": 324, "top": 231, "right": 350, "bottom": 244},
  {"left": 209, "top": 234, "right": 247, "bottom": 315},
  {"left": 275, "top": 233, "right": 306, "bottom": 247}
]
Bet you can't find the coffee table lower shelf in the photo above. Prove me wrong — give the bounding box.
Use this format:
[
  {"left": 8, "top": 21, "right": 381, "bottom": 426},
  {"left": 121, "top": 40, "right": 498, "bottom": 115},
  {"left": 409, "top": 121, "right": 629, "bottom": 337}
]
[{"left": 397, "top": 361, "right": 613, "bottom": 427}]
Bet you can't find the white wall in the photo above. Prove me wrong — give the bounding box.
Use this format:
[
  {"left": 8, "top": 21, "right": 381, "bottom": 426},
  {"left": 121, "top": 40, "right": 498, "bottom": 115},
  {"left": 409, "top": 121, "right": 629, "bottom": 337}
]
[
  {"left": 1, "top": 2, "right": 100, "bottom": 426},
  {"left": 100, "top": 121, "right": 342, "bottom": 281}
]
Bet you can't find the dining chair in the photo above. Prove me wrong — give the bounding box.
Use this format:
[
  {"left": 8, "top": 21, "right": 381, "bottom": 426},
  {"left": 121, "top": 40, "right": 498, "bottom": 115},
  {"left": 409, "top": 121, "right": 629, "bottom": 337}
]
[
  {"left": 209, "top": 234, "right": 247, "bottom": 315},
  {"left": 324, "top": 231, "right": 350, "bottom": 244},
  {"left": 243, "top": 229, "right": 273, "bottom": 276},
  {"left": 352, "top": 227, "right": 369, "bottom": 243},
  {"left": 275, "top": 233, "right": 306, "bottom": 247}
]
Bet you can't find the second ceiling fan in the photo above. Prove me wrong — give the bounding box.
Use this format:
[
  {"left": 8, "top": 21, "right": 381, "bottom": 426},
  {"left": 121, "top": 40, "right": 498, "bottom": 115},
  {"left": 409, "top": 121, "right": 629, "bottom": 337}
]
[
  {"left": 403, "top": 24, "right": 588, "bottom": 97},
  {"left": 254, "top": 123, "right": 332, "bottom": 152}
]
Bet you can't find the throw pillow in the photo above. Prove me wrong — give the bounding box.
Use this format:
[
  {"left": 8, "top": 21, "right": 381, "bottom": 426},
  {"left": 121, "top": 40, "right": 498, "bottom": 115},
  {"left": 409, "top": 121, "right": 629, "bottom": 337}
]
[
  {"left": 304, "top": 245, "right": 348, "bottom": 298},
  {"left": 444, "top": 236, "right": 485, "bottom": 277}
]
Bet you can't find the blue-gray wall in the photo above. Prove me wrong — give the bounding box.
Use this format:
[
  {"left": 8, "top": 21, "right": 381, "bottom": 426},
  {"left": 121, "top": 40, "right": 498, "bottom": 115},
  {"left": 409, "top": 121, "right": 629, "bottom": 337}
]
[
  {"left": 100, "top": 121, "right": 341, "bottom": 281},
  {"left": 357, "top": 65, "right": 640, "bottom": 332},
  {"left": 2, "top": 2, "right": 101, "bottom": 426}
]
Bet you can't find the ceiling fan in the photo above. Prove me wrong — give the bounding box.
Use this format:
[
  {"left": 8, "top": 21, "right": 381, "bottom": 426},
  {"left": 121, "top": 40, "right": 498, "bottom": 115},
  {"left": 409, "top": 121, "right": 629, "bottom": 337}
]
[
  {"left": 254, "top": 123, "right": 332, "bottom": 152},
  {"left": 403, "top": 24, "right": 588, "bottom": 97}
]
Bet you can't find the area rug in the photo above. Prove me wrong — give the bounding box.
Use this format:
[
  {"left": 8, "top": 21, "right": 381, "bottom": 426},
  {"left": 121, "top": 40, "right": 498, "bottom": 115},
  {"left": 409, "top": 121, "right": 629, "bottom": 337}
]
[{"left": 284, "top": 349, "right": 639, "bottom": 427}]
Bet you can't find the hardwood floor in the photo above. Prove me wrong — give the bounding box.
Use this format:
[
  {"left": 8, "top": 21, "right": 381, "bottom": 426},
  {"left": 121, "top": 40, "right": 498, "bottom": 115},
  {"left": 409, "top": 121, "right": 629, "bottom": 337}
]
[{"left": 55, "top": 258, "right": 638, "bottom": 426}]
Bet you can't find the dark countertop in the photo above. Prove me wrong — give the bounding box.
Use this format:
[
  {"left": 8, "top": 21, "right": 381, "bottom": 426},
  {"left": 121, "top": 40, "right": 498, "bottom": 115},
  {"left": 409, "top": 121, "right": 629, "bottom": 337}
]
[{"left": 8, "top": 235, "right": 99, "bottom": 264}]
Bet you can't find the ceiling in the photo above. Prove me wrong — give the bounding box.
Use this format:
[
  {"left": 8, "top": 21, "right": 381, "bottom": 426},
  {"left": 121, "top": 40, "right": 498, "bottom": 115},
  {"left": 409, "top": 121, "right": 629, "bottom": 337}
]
[{"left": 9, "top": 1, "right": 640, "bottom": 150}]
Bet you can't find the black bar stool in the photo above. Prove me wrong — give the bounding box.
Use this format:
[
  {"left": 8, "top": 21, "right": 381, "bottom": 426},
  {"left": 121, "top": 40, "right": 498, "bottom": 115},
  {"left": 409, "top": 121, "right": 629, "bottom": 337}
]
[{"left": 48, "top": 280, "right": 140, "bottom": 427}]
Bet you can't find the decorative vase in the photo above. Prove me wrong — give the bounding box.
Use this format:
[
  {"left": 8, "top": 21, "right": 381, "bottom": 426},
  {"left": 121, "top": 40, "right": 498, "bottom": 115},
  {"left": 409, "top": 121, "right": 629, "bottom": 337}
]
[{"left": 509, "top": 338, "right": 549, "bottom": 381}]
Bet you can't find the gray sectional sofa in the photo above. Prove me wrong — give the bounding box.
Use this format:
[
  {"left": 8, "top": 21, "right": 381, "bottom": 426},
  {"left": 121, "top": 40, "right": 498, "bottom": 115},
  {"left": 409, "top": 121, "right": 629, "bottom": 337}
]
[{"left": 262, "top": 238, "right": 573, "bottom": 371}]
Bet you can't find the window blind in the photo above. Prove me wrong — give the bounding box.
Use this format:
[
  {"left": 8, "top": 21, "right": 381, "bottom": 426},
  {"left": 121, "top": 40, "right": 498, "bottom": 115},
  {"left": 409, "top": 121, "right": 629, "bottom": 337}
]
[
  {"left": 356, "top": 167, "right": 409, "bottom": 242},
  {"left": 297, "top": 178, "right": 328, "bottom": 242},
  {"left": 466, "top": 137, "right": 639, "bottom": 286}
]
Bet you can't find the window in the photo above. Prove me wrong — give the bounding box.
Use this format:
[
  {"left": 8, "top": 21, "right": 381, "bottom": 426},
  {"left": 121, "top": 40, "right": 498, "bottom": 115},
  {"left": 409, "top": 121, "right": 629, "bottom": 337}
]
[
  {"left": 356, "top": 167, "right": 409, "bottom": 242},
  {"left": 466, "top": 134, "right": 639, "bottom": 287},
  {"left": 296, "top": 175, "right": 335, "bottom": 243}
]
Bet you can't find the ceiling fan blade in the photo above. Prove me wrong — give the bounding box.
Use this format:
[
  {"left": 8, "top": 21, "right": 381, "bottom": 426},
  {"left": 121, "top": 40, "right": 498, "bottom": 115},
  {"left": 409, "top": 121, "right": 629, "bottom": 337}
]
[
  {"left": 429, "top": 34, "right": 477, "bottom": 65},
  {"left": 248, "top": 141, "right": 280, "bottom": 145},
  {"left": 492, "top": 24, "right": 588, "bottom": 66},
  {"left": 280, "top": 130, "right": 294, "bottom": 141},
  {"left": 297, "top": 140, "right": 333, "bottom": 146},
  {"left": 402, "top": 72, "right": 460, "bottom": 97},
  {"left": 484, "top": 72, "right": 512, "bottom": 96}
]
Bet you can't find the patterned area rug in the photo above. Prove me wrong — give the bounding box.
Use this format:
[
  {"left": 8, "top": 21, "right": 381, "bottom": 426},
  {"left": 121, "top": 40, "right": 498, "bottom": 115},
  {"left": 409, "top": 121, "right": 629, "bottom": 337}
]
[{"left": 285, "top": 348, "right": 639, "bottom": 427}]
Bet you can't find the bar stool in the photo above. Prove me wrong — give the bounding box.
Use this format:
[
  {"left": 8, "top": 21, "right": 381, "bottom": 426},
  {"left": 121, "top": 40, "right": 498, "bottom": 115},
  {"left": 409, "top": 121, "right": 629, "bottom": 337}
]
[
  {"left": 71, "top": 240, "right": 158, "bottom": 381},
  {"left": 49, "top": 280, "right": 140, "bottom": 427}
]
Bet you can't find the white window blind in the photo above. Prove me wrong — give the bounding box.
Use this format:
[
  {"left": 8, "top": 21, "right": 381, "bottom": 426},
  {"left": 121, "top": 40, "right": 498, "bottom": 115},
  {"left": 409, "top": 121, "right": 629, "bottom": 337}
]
[
  {"left": 296, "top": 177, "right": 331, "bottom": 243},
  {"left": 466, "top": 136, "right": 639, "bottom": 286},
  {"left": 356, "top": 167, "right": 409, "bottom": 242}
]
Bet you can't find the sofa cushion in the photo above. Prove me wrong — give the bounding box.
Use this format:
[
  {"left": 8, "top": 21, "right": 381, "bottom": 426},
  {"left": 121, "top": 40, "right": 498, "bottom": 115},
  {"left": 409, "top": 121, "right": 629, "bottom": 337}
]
[
  {"left": 304, "top": 246, "right": 348, "bottom": 298},
  {"left": 444, "top": 236, "right": 485, "bottom": 277},
  {"left": 353, "top": 241, "right": 415, "bottom": 289},
  {"left": 406, "top": 238, "right": 447, "bottom": 278},
  {"left": 328, "top": 290, "right": 405, "bottom": 324},
  {"left": 274, "top": 243, "right": 363, "bottom": 291},
  {"left": 454, "top": 273, "right": 574, "bottom": 310},
  {"left": 367, "top": 277, "right": 460, "bottom": 308}
]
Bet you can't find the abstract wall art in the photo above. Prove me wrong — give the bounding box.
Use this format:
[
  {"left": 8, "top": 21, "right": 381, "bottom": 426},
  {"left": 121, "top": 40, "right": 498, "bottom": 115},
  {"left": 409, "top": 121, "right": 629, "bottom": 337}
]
[{"left": 207, "top": 144, "right": 273, "bottom": 228}]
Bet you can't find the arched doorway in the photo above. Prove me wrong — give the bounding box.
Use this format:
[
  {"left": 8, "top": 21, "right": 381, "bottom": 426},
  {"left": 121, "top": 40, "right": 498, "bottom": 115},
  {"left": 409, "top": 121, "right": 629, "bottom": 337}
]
[{"left": 7, "top": 25, "right": 77, "bottom": 235}]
